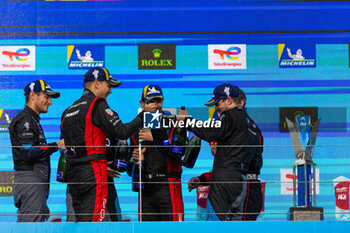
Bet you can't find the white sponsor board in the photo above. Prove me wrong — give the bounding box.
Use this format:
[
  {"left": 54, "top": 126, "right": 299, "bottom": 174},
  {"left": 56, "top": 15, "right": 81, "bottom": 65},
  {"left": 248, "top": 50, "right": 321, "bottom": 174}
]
[
  {"left": 208, "top": 44, "right": 246, "bottom": 70},
  {"left": 280, "top": 168, "right": 319, "bottom": 195},
  {"left": 0, "top": 46, "right": 36, "bottom": 71}
]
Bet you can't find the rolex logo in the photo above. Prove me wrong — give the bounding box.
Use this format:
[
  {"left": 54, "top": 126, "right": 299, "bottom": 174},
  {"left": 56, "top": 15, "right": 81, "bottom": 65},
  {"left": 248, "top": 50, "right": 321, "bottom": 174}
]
[{"left": 152, "top": 48, "right": 162, "bottom": 59}]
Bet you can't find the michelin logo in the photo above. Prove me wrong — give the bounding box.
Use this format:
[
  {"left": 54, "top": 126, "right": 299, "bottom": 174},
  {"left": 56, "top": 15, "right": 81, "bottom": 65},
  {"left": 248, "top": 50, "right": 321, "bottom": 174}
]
[
  {"left": 76, "top": 49, "right": 94, "bottom": 62},
  {"left": 0, "top": 109, "right": 21, "bottom": 133},
  {"left": 287, "top": 48, "right": 305, "bottom": 61},
  {"left": 278, "top": 44, "right": 316, "bottom": 68},
  {"left": 67, "top": 45, "right": 105, "bottom": 69}
]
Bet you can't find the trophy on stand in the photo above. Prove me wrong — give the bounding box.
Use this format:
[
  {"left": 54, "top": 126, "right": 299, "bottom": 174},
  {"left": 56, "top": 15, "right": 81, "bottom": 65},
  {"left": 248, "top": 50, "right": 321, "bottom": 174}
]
[{"left": 286, "top": 115, "right": 324, "bottom": 221}]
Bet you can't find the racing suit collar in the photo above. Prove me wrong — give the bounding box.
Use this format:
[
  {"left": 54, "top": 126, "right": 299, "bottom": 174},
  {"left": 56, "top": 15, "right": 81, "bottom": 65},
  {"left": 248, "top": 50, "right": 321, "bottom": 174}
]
[
  {"left": 221, "top": 106, "right": 242, "bottom": 115},
  {"left": 23, "top": 105, "right": 40, "bottom": 121},
  {"left": 82, "top": 89, "right": 96, "bottom": 98}
]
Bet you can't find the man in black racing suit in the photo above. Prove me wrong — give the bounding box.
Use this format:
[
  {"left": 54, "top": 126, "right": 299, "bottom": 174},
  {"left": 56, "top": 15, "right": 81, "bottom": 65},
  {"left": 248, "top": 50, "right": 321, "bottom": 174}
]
[
  {"left": 61, "top": 68, "right": 142, "bottom": 222},
  {"left": 9, "top": 80, "right": 65, "bottom": 222},
  {"left": 188, "top": 88, "right": 264, "bottom": 221},
  {"left": 127, "top": 84, "right": 184, "bottom": 221},
  {"left": 180, "top": 83, "right": 259, "bottom": 221},
  {"left": 238, "top": 90, "right": 264, "bottom": 221}
]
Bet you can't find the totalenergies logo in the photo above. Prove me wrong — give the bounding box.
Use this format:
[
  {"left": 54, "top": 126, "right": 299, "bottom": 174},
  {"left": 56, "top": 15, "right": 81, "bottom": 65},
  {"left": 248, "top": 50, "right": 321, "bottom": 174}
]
[
  {"left": 2, "top": 48, "right": 30, "bottom": 61},
  {"left": 213, "top": 47, "right": 241, "bottom": 60}
]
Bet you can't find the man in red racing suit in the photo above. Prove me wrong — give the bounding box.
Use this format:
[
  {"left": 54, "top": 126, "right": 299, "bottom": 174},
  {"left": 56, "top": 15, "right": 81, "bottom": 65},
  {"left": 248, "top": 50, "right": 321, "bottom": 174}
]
[{"left": 61, "top": 68, "right": 143, "bottom": 222}]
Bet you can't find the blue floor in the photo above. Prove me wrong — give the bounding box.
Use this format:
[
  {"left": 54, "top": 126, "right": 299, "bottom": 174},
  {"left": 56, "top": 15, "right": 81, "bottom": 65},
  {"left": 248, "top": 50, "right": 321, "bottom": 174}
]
[{"left": 1, "top": 221, "right": 350, "bottom": 233}]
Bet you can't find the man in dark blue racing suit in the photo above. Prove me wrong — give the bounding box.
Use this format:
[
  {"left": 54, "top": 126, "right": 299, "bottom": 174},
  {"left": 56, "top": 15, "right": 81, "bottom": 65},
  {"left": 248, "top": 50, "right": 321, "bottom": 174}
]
[
  {"left": 9, "top": 80, "right": 65, "bottom": 222},
  {"left": 181, "top": 84, "right": 259, "bottom": 221}
]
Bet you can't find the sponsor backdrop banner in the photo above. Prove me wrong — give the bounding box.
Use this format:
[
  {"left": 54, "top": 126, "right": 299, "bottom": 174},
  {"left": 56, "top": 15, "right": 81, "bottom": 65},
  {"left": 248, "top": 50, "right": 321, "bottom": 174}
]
[
  {"left": 333, "top": 176, "right": 350, "bottom": 221},
  {"left": 0, "top": 109, "right": 21, "bottom": 133},
  {"left": 0, "top": 46, "right": 35, "bottom": 71},
  {"left": 279, "top": 107, "right": 318, "bottom": 133},
  {"left": 280, "top": 168, "right": 319, "bottom": 195},
  {"left": 278, "top": 44, "right": 316, "bottom": 68},
  {"left": 67, "top": 45, "right": 105, "bottom": 69},
  {"left": 0, "top": 172, "right": 15, "bottom": 197},
  {"left": 208, "top": 44, "right": 247, "bottom": 70},
  {"left": 138, "top": 44, "right": 176, "bottom": 70},
  {"left": 197, "top": 185, "right": 210, "bottom": 221}
]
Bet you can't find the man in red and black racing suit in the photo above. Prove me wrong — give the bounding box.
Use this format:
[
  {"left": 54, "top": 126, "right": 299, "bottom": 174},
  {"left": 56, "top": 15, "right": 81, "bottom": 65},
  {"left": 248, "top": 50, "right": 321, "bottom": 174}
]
[{"left": 61, "top": 68, "right": 142, "bottom": 222}]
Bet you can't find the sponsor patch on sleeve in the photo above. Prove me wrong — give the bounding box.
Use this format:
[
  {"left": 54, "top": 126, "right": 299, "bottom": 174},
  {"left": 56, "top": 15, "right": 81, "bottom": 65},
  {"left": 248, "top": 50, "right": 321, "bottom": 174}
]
[
  {"left": 105, "top": 109, "right": 114, "bottom": 116},
  {"left": 24, "top": 122, "right": 30, "bottom": 131}
]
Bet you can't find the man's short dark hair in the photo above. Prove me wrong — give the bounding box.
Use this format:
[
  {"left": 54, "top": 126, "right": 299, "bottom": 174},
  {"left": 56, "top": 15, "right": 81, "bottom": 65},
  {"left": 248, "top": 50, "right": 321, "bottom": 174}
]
[
  {"left": 84, "top": 81, "right": 94, "bottom": 89},
  {"left": 238, "top": 89, "right": 247, "bottom": 107},
  {"left": 25, "top": 92, "right": 40, "bottom": 104},
  {"left": 232, "top": 97, "right": 241, "bottom": 105}
]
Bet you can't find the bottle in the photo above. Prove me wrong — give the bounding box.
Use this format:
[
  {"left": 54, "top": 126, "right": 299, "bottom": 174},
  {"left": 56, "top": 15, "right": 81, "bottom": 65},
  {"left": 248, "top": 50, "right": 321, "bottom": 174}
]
[
  {"left": 151, "top": 127, "right": 170, "bottom": 153},
  {"left": 57, "top": 149, "right": 68, "bottom": 182},
  {"left": 171, "top": 127, "right": 187, "bottom": 155},
  {"left": 114, "top": 140, "right": 128, "bottom": 173},
  {"left": 132, "top": 161, "right": 144, "bottom": 192},
  {"left": 181, "top": 135, "right": 201, "bottom": 168},
  {"left": 171, "top": 115, "right": 187, "bottom": 155}
]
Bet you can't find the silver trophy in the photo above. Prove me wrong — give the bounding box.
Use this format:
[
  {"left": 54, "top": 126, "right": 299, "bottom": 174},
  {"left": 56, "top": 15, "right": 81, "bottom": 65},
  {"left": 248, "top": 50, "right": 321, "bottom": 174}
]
[{"left": 286, "top": 116, "right": 323, "bottom": 220}]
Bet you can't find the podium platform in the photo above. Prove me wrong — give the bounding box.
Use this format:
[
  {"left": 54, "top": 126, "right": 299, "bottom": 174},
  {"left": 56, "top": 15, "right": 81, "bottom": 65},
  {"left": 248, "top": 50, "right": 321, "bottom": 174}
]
[{"left": 1, "top": 221, "right": 350, "bottom": 233}]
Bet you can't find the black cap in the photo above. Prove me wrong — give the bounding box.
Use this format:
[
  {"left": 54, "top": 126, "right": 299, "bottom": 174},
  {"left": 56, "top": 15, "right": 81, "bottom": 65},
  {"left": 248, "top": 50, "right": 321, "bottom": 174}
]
[{"left": 205, "top": 83, "right": 240, "bottom": 107}]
